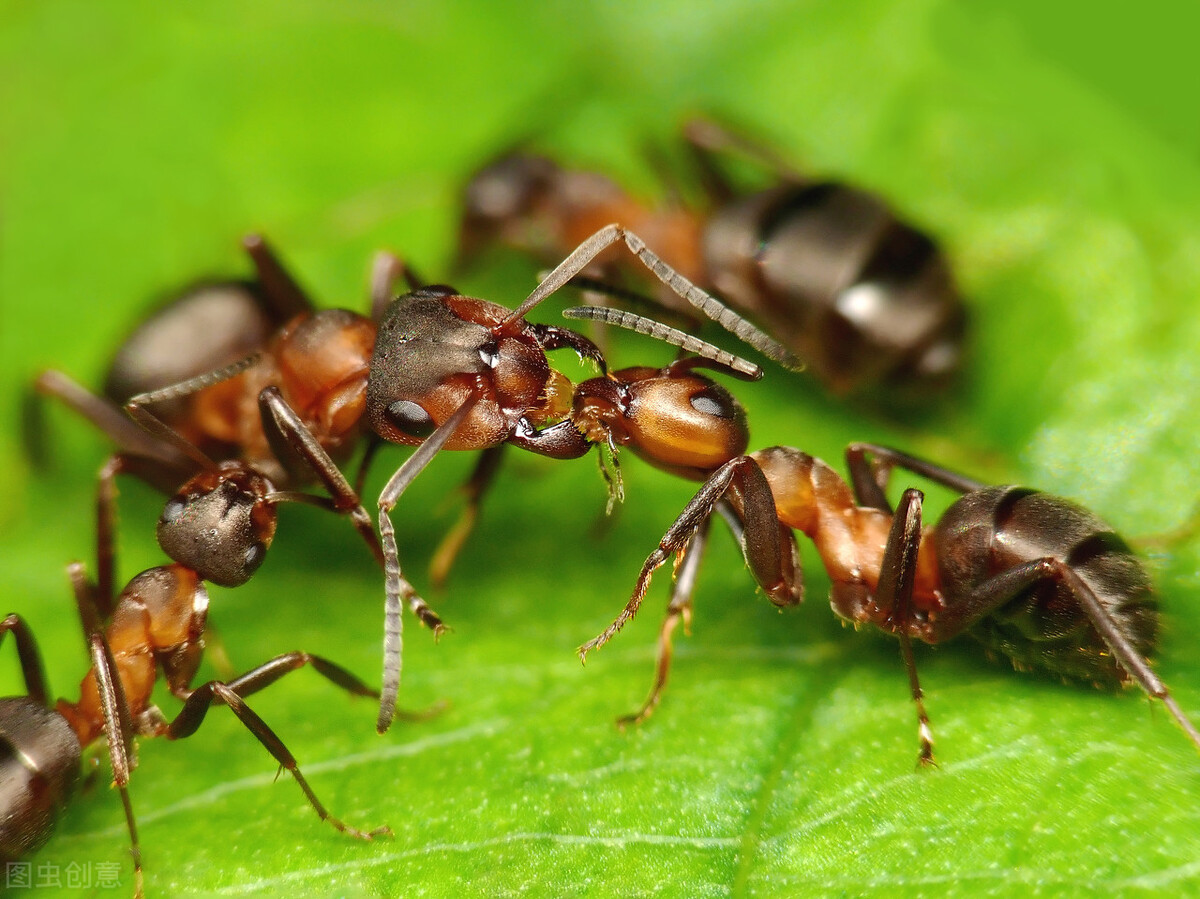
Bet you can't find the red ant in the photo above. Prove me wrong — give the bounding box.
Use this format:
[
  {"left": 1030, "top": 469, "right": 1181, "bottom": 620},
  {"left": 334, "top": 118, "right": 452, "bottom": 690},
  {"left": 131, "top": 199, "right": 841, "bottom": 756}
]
[
  {"left": 575, "top": 433, "right": 1200, "bottom": 762},
  {"left": 364, "top": 223, "right": 794, "bottom": 731},
  {"left": 0, "top": 469, "right": 391, "bottom": 893},
  {"left": 457, "top": 119, "right": 966, "bottom": 401}
]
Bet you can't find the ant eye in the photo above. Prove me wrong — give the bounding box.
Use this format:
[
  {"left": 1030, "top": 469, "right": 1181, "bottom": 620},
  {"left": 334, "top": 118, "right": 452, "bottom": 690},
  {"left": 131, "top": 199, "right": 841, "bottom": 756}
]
[
  {"left": 690, "top": 387, "right": 733, "bottom": 419},
  {"left": 161, "top": 497, "right": 187, "bottom": 524},
  {"left": 478, "top": 339, "right": 500, "bottom": 368},
  {"left": 243, "top": 542, "right": 267, "bottom": 574},
  {"left": 386, "top": 400, "right": 435, "bottom": 437}
]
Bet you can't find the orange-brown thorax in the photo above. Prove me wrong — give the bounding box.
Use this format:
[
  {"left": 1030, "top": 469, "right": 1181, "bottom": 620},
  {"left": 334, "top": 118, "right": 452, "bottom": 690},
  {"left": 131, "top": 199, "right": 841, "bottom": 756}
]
[
  {"left": 752, "top": 447, "right": 943, "bottom": 618},
  {"left": 57, "top": 565, "right": 207, "bottom": 747}
]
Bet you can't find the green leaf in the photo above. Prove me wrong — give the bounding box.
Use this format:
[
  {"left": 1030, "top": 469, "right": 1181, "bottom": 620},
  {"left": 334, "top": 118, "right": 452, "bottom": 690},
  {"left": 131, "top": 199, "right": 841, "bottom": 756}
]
[{"left": 3, "top": 1, "right": 1199, "bottom": 896}]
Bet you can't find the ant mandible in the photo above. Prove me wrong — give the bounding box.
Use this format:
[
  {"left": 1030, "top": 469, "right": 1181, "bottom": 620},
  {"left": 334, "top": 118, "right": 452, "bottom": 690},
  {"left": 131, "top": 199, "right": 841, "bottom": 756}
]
[
  {"left": 577, "top": 438, "right": 1200, "bottom": 763},
  {"left": 457, "top": 118, "right": 965, "bottom": 401}
]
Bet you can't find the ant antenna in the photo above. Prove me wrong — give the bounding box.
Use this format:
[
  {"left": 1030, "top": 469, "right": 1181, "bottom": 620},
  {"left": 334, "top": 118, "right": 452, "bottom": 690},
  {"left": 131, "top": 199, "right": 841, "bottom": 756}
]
[{"left": 563, "top": 306, "right": 763, "bottom": 381}]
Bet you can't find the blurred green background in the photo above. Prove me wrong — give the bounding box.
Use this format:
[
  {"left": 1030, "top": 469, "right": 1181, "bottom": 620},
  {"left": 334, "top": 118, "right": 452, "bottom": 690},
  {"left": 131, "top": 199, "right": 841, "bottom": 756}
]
[{"left": 4, "top": 1, "right": 1200, "bottom": 896}]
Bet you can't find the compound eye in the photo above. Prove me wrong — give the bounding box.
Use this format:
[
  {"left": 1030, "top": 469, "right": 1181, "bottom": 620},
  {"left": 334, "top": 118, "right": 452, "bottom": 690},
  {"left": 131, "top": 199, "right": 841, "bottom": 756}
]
[
  {"left": 242, "top": 542, "right": 267, "bottom": 576},
  {"left": 385, "top": 400, "right": 435, "bottom": 438},
  {"left": 161, "top": 496, "right": 187, "bottom": 524},
  {"left": 690, "top": 387, "right": 734, "bottom": 419},
  {"left": 478, "top": 339, "right": 500, "bottom": 368}
]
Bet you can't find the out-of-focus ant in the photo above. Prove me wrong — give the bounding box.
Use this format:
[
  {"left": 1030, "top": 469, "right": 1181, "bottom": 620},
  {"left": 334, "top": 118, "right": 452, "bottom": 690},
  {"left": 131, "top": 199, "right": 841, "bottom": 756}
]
[
  {"left": 0, "top": 486, "right": 390, "bottom": 892},
  {"left": 457, "top": 119, "right": 965, "bottom": 401},
  {"left": 577, "top": 436, "right": 1200, "bottom": 762}
]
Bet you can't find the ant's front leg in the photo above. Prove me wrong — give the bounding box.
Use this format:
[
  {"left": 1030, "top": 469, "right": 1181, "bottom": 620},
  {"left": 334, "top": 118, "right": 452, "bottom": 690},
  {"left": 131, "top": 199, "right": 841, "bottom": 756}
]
[
  {"left": 615, "top": 515, "right": 711, "bottom": 729},
  {"left": 581, "top": 456, "right": 802, "bottom": 720},
  {"left": 163, "top": 657, "right": 391, "bottom": 841},
  {"left": 66, "top": 565, "right": 143, "bottom": 894},
  {"left": 257, "top": 386, "right": 382, "bottom": 566},
  {"left": 375, "top": 399, "right": 477, "bottom": 734}
]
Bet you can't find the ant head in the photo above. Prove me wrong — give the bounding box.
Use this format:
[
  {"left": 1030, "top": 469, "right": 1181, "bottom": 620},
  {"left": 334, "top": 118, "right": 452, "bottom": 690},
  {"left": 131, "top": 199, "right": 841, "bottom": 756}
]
[
  {"left": 156, "top": 463, "right": 278, "bottom": 588},
  {"left": 456, "top": 154, "right": 561, "bottom": 270}
]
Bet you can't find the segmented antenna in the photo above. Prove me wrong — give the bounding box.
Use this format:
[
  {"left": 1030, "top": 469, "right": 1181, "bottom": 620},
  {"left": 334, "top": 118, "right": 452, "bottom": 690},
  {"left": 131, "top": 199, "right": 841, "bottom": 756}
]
[{"left": 563, "top": 306, "right": 762, "bottom": 380}]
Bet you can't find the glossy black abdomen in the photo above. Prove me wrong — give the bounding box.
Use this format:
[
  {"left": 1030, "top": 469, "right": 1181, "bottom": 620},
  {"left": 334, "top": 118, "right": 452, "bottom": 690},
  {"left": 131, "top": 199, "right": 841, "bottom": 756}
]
[{"left": 936, "top": 487, "right": 1156, "bottom": 685}]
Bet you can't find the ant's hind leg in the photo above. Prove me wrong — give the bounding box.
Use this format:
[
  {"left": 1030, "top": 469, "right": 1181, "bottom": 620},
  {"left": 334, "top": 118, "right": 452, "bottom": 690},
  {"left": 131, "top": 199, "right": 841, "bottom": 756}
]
[{"left": 935, "top": 557, "right": 1200, "bottom": 753}]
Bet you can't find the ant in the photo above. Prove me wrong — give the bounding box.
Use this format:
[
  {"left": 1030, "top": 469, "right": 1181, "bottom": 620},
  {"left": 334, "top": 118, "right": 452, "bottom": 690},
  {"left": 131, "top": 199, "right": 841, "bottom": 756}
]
[
  {"left": 575, "top": 435, "right": 1200, "bottom": 762},
  {"left": 456, "top": 118, "right": 966, "bottom": 402},
  {"left": 0, "top": 495, "right": 391, "bottom": 893}
]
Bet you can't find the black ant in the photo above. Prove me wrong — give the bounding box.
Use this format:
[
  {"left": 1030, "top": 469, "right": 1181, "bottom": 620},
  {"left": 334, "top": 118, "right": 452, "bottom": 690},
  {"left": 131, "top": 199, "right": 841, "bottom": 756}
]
[
  {"left": 0, "top": 475, "right": 391, "bottom": 893},
  {"left": 576, "top": 435, "right": 1200, "bottom": 762},
  {"left": 457, "top": 118, "right": 966, "bottom": 401}
]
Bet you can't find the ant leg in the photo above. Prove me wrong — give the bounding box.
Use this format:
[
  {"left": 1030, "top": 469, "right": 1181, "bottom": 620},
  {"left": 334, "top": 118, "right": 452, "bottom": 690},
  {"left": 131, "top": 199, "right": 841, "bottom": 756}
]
[
  {"left": 429, "top": 446, "right": 506, "bottom": 590},
  {"left": 682, "top": 117, "right": 804, "bottom": 204},
  {"left": 527, "top": 322, "right": 607, "bottom": 373},
  {"left": 369, "top": 250, "right": 425, "bottom": 321},
  {"left": 257, "top": 386, "right": 382, "bottom": 566},
  {"left": 169, "top": 651, "right": 376, "bottom": 704},
  {"left": 164, "top": 675, "right": 391, "bottom": 841},
  {"left": 125, "top": 356, "right": 261, "bottom": 471},
  {"left": 580, "top": 456, "right": 801, "bottom": 659},
  {"left": 31, "top": 371, "right": 194, "bottom": 487},
  {"left": 67, "top": 567, "right": 143, "bottom": 891},
  {"left": 189, "top": 648, "right": 444, "bottom": 725},
  {"left": 354, "top": 435, "right": 384, "bottom": 497},
  {"left": 931, "top": 558, "right": 1200, "bottom": 753},
  {"left": 375, "top": 399, "right": 478, "bottom": 734},
  {"left": 616, "top": 515, "right": 711, "bottom": 728},
  {"left": 504, "top": 224, "right": 800, "bottom": 370},
  {"left": 92, "top": 454, "right": 170, "bottom": 618},
  {"left": 873, "top": 489, "right": 937, "bottom": 766},
  {"left": 0, "top": 614, "right": 51, "bottom": 706},
  {"left": 241, "top": 234, "right": 313, "bottom": 322},
  {"left": 845, "top": 443, "right": 986, "bottom": 509}
]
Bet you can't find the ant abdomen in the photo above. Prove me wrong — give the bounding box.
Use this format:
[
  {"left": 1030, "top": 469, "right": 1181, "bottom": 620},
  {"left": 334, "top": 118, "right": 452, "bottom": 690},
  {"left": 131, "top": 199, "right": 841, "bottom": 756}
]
[
  {"left": 703, "top": 182, "right": 965, "bottom": 396},
  {"left": 938, "top": 487, "right": 1156, "bottom": 685},
  {"left": 0, "top": 698, "right": 82, "bottom": 863}
]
